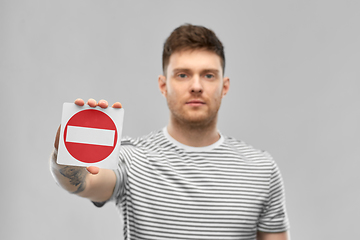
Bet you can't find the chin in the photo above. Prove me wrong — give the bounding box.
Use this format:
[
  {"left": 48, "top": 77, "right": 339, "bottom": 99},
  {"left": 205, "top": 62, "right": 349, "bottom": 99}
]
[
  {"left": 181, "top": 113, "right": 217, "bottom": 128},
  {"left": 169, "top": 105, "right": 219, "bottom": 127}
]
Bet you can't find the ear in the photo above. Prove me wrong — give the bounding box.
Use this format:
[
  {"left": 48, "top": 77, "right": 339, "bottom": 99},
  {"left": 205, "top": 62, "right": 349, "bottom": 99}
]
[
  {"left": 158, "top": 75, "right": 167, "bottom": 97},
  {"left": 222, "top": 77, "right": 230, "bottom": 97}
]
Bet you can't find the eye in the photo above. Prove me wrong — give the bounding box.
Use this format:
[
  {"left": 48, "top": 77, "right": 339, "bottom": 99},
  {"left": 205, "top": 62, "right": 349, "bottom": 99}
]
[
  {"left": 204, "top": 74, "right": 215, "bottom": 79},
  {"left": 177, "top": 73, "right": 187, "bottom": 79}
]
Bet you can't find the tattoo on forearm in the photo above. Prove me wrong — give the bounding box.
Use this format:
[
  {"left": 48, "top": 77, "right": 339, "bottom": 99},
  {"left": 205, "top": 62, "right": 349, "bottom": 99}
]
[{"left": 59, "top": 166, "right": 87, "bottom": 194}]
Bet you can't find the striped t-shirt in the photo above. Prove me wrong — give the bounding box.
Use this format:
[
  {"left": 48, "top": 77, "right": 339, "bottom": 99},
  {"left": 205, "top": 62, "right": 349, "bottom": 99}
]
[{"left": 107, "top": 128, "right": 289, "bottom": 239}]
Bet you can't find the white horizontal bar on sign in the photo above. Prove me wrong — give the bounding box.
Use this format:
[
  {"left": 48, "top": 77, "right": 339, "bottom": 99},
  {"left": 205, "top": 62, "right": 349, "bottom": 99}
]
[{"left": 66, "top": 126, "right": 115, "bottom": 146}]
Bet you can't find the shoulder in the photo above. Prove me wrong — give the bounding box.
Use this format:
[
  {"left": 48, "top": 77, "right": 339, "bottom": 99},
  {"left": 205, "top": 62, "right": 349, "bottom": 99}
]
[
  {"left": 120, "top": 129, "right": 166, "bottom": 152},
  {"left": 118, "top": 129, "right": 169, "bottom": 166},
  {"left": 221, "top": 135, "right": 276, "bottom": 165}
]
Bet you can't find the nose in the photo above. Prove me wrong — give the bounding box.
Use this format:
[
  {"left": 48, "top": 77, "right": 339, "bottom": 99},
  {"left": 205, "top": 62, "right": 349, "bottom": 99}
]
[{"left": 190, "top": 75, "right": 203, "bottom": 93}]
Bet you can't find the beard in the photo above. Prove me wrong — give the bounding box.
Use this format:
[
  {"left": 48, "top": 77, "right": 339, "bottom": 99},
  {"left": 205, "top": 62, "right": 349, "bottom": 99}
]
[{"left": 166, "top": 96, "right": 221, "bottom": 130}]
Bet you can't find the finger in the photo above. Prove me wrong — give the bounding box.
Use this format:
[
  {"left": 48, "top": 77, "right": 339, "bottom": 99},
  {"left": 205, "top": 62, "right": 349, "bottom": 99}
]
[
  {"left": 111, "top": 102, "right": 122, "bottom": 108},
  {"left": 74, "top": 98, "right": 85, "bottom": 106},
  {"left": 87, "top": 98, "right": 97, "bottom": 107},
  {"left": 86, "top": 166, "right": 100, "bottom": 175},
  {"left": 54, "top": 125, "right": 61, "bottom": 150},
  {"left": 97, "top": 99, "right": 109, "bottom": 109}
]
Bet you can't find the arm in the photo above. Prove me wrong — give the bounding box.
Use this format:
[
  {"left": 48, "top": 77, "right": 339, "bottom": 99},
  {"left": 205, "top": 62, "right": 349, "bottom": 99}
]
[
  {"left": 50, "top": 98, "right": 122, "bottom": 202},
  {"left": 257, "top": 231, "right": 290, "bottom": 240},
  {"left": 257, "top": 159, "right": 290, "bottom": 238}
]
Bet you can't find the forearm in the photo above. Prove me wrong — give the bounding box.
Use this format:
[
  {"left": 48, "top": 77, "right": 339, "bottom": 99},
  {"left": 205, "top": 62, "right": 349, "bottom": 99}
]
[
  {"left": 49, "top": 148, "right": 117, "bottom": 202},
  {"left": 257, "top": 231, "right": 290, "bottom": 240},
  {"left": 50, "top": 149, "right": 89, "bottom": 194}
]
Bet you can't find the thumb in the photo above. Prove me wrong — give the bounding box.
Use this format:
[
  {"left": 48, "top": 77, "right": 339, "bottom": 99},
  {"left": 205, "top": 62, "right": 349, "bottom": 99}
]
[
  {"left": 54, "top": 125, "right": 61, "bottom": 150},
  {"left": 86, "top": 166, "right": 100, "bottom": 175}
]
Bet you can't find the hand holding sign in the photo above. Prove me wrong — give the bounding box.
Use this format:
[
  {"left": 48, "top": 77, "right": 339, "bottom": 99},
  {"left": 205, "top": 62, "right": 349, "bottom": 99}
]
[{"left": 56, "top": 99, "right": 124, "bottom": 170}]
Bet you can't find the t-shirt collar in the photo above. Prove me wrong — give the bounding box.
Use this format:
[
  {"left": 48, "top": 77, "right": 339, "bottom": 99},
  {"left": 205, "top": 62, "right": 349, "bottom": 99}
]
[{"left": 162, "top": 126, "right": 224, "bottom": 152}]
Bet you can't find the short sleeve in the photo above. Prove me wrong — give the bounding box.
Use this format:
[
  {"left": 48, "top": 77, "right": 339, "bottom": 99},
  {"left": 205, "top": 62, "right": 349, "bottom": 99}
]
[{"left": 257, "top": 159, "right": 290, "bottom": 232}]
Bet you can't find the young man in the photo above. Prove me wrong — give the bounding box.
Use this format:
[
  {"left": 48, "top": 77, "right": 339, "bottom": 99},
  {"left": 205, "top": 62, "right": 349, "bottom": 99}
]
[{"left": 51, "top": 24, "right": 290, "bottom": 240}]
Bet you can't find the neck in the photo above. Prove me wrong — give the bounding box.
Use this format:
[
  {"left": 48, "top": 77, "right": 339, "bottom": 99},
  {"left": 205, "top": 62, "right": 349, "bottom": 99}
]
[{"left": 167, "top": 116, "right": 220, "bottom": 147}]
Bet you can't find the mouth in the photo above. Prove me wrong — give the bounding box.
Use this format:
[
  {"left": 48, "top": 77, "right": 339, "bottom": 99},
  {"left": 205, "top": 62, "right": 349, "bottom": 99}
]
[{"left": 186, "top": 100, "right": 205, "bottom": 106}]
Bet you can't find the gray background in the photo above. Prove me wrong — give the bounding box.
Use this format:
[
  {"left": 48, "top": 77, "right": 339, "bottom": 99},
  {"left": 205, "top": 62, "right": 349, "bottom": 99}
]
[{"left": 1, "top": 0, "right": 359, "bottom": 239}]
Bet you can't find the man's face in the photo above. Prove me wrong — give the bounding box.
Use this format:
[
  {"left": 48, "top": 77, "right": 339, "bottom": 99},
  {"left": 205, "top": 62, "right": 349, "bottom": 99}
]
[{"left": 159, "top": 49, "right": 230, "bottom": 128}]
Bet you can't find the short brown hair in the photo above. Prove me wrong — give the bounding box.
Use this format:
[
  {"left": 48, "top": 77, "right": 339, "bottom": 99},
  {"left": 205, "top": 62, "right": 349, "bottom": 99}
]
[{"left": 162, "top": 24, "right": 225, "bottom": 75}]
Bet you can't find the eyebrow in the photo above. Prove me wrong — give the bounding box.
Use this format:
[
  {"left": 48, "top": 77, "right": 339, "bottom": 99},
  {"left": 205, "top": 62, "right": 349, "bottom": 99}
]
[
  {"left": 172, "top": 68, "right": 191, "bottom": 73},
  {"left": 172, "top": 68, "right": 220, "bottom": 74}
]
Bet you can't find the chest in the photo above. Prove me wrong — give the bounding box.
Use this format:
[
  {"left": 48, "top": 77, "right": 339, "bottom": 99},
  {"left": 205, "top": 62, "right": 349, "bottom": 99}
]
[{"left": 126, "top": 151, "right": 271, "bottom": 225}]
